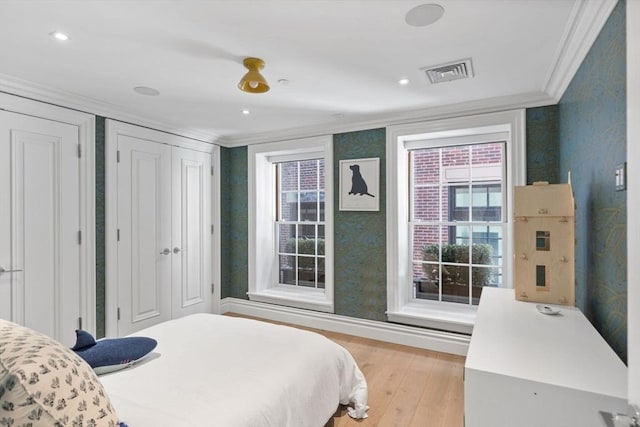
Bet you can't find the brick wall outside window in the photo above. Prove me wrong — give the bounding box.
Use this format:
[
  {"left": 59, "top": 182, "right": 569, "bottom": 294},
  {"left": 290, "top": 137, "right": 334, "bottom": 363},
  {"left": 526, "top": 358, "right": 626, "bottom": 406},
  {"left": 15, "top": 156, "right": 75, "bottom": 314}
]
[
  {"left": 276, "top": 159, "right": 325, "bottom": 288},
  {"left": 411, "top": 143, "right": 503, "bottom": 281}
]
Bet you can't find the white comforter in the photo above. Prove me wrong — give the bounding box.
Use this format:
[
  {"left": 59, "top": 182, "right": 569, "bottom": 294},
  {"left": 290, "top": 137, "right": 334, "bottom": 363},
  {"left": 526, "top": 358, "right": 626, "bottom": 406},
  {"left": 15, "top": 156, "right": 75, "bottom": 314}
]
[{"left": 100, "top": 314, "right": 368, "bottom": 427}]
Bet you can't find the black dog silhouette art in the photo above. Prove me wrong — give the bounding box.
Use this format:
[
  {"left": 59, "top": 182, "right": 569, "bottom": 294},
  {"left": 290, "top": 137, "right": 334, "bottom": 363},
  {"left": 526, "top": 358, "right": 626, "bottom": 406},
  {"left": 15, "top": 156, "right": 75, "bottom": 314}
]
[{"left": 349, "top": 164, "right": 375, "bottom": 197}]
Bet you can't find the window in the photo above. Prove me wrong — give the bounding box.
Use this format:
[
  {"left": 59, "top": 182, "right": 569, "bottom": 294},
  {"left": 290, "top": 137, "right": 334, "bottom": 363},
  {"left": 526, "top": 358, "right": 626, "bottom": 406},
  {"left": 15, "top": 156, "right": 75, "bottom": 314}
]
[
  {"left": 248, "top": 136, "right": 333, "bottom": 313},
  {"left": 277, "top": 159, "right": 326, "bottom": 289},
  {"left": 449, "top": 184, "right": 503, "bottom": 270},
  {"left": 387, "top": 110, "right": 525, "bottom": 333},
  {"left": 411, "top": 143, "right": 505, "bottom": 306}
]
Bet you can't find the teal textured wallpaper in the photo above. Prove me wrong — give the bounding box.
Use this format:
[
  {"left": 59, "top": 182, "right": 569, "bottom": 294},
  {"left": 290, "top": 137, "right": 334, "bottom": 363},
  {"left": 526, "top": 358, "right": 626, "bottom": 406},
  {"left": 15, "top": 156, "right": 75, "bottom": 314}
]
[
  {"left": 526, "top": 106, "right": 559, "bottom": 185},
  {"left": 220, "top": 119, "right": 561, "bottom": 323},
  {"left": 219, "top": 131, "right": 389, "bottom": 320},
  {"left": 558, "top": 0, "right": 627, "bottom": 361},
  {"left": 95, "top": 111, "right": 570, "bottom": 337},
  {"left": 93, "top": 7, "right": 624, "bottom": 358},
  {"left": 93, "top": 109, "right": 590, "bottom": 344},
  {"left": 95, "top": 116, "right": 106, "bottom": 338},
  {"left": 220, "top": 146, "right": 249, "bottom": 300},
  {"left": 333, "top": 129, "right": 387, "bottom": 321}
]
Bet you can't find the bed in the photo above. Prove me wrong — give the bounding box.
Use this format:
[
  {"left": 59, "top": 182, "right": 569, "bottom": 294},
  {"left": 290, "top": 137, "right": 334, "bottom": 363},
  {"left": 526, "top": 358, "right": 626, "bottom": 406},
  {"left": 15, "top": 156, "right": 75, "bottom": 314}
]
[{"left": 99, "top": 313, "right": 368, "bottom": 427}]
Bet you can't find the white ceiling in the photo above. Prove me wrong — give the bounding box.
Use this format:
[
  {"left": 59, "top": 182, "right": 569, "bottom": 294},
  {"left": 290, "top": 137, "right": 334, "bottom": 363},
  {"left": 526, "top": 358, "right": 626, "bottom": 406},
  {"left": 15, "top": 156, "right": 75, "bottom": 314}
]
[{"left": 0, "top": 0, "right": 616, "bottom": 145}]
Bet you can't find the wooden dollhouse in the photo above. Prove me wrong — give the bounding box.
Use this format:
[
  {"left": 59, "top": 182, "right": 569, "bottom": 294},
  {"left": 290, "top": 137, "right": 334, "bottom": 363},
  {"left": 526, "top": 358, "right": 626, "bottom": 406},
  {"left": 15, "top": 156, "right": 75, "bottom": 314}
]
[{"left": 513, "top": 181, "right": 575, "bottom": 305}]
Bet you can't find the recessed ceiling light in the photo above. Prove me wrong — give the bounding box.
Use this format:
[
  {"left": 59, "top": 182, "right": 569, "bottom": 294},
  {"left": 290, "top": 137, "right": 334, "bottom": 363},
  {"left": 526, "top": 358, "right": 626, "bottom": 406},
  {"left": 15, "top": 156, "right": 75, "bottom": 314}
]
[
  {"left": 133, "top": 86, "right": 160, "bottom": 96},
  {"left": 242, "top": 109, "right": 250, "bottom": 115},
  {"left": 51, "top": 31, "right": 69, "bottom": 41},
  {"left": 405, "top": 4, "right": 445, "bottom": 27},
  {"left": 398, "top": 78, "right": 410, "bottom": 86}
]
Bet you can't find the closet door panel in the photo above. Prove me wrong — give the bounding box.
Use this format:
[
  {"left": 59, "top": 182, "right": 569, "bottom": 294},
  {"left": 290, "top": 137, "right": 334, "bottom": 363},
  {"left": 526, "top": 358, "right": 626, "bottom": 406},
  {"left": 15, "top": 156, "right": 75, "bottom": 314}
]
[
  {"left": 117, "top": 135, "right": 172, "bottom": 336},
  {"left": 0, "top": 110, "right": 81, "bottom": 346},
  {"left": 171, "top": 147, "right": 212, "bottom": 317},
  {"left": 107, "top": 120, "right": 215, "bottom": 336}
]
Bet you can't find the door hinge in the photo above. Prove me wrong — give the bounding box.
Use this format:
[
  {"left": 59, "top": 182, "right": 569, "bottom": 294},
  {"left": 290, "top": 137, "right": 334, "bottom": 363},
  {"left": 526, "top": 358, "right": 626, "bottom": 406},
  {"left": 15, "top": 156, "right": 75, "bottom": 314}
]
[
  {"left": 78, "top": 230, "right": 82, "bottom": 244},
  {"left": 211, "top": 283, "right": 214, "bottom": 294},
  {"left": 78, "top": 317, "right": 83, "bottom": 330},
  {"left": 117, "top": 229, "right": 120, "bottom": 241},
  {"left": 117, "top": 150, "right": 120, "bottom": 163},
  {"left": 77, "top": 144, "right": 82, "bottom": 158},
  {"left": 210, "top": 165, "right": 214, "bottom": 176},
  {"left": 211, "top": 224, "right": 214, "bottom": 235},
  {"left": 117, "top": 307, "right": 121, "bottom": 321}
]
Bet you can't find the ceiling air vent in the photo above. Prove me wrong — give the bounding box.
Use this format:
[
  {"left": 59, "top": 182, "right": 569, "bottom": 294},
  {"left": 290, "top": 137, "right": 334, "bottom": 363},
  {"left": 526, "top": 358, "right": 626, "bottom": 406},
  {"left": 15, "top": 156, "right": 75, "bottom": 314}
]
[{"left": 422, "top": 58, "right": 474, "bottom": 84}]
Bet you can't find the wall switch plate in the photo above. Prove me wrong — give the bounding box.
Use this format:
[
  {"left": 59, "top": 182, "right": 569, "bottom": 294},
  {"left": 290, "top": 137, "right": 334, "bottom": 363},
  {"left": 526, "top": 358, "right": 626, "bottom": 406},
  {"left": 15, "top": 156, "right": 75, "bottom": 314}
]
[{"left": 615, "top": 163, "right": 627, "bottom": 191}]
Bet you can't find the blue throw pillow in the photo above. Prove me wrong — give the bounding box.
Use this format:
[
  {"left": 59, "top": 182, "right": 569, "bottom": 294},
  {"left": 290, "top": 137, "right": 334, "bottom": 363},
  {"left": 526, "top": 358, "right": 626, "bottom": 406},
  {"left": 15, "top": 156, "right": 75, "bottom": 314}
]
[{"left": 71, "top": 329, "right": 157, "bottom": 375}]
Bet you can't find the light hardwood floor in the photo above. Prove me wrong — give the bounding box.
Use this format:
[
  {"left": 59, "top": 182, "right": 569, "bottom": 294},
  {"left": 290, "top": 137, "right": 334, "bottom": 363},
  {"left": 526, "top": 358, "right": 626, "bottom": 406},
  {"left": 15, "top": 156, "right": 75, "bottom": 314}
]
[{"left": 225, "top": 313, "right": 465, "bottom": 427}]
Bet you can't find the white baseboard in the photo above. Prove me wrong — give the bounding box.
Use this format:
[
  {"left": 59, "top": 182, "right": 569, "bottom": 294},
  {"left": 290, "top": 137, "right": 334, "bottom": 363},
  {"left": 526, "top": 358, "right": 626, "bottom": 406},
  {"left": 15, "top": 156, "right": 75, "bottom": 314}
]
[{"left": 220, "top": 297, "right": 470, "bottom": 356}]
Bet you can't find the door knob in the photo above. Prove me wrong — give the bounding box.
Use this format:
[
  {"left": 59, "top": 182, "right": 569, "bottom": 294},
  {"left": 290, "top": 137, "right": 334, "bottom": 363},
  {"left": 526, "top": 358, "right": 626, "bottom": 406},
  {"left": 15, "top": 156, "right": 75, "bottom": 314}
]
[
  {"left": 160, "top": 248, "right": 171, "bottom": 255},
  {"left": 0, "top": 266, "right": 22, "bottom": 274},
  {"left": 173, "top": 247, "right": 181, "bottom": 254}
]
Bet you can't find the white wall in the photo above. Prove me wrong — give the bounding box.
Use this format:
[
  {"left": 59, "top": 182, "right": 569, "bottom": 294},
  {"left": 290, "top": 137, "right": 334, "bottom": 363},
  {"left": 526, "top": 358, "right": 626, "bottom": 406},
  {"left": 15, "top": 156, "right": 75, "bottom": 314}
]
[{"left": 627, "top": 0, "right": 640, "bottom": 405}]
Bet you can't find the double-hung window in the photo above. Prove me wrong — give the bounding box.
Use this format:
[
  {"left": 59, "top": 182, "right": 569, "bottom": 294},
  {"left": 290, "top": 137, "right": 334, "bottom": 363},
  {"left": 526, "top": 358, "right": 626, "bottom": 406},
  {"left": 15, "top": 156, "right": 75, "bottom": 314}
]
[
  {"left": 410, "top": 143, "right": 505, "bottom": 306},
  {"left": 276, "top": 159, "right": 326, "bottom": 289},
  {"left": 387, "top": 110, "right": 525, "bottom": 333},
  {"left": 248, "top": 136, "right": 334, "bottom": 313}
]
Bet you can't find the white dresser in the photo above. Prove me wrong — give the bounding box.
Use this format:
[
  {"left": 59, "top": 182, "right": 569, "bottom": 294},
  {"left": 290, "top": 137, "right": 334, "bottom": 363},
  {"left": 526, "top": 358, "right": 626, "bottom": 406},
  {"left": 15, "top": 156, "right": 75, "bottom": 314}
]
[{"left": 464, "top": 287, "right": 627, "bottom": 427}]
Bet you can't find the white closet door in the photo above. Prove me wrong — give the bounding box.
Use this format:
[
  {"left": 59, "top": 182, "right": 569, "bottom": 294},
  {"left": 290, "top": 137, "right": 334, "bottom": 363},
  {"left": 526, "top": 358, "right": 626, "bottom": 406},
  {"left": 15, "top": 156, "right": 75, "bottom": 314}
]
[
  {"left": 0, "top": 110, "right": 81, "bottom": 346},
  {"left": 116, "top": 135, "right": 172, "bottom": 336},
  {"left": 171, "top": 146, "right": 212, "bottom": 317}
]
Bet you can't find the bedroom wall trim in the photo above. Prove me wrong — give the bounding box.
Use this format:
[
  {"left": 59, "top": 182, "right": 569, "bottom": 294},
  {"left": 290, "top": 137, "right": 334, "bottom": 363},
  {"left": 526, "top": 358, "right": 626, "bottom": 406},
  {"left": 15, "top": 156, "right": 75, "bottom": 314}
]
[
  {"left": 543, "top": 0, "right": 618, "bottom": 102},
  {"left": 220, "top": 297, "right": 470, "bottom": 356},
  {"left": 219, "top": 91, "right": 555, "bottom": 148},
  {"left": 0, "top": 2, "right": 614, "bottom": 150},
  {"left": 211, "top": 147, "right": 222, "bottom": 315},
  {"left": 217, "top": 1, "right": 613, "bottom": 148},
  {"left": 0, "top": 75, "right": 217, "bottom": 144}
]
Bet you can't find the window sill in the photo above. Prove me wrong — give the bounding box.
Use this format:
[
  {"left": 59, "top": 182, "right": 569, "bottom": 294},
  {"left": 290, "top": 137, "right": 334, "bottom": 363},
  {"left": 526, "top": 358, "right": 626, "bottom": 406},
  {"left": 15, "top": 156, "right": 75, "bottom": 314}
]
[
  {"left": 387, "top": 301, "right": 477, "bottom": 334},
  {"left": 247, "top": 286, "right": 334, "bottom": 313}
]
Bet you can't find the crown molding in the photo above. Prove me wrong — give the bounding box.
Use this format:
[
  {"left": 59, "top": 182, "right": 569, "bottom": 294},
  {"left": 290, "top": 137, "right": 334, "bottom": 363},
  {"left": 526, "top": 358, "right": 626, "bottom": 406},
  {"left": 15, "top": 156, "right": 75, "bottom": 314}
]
[
  {"left": 543, "top": 0, "right": 618, "bottom": 102},
  {"left": 220, "top": 297, "right": 470, "bottom": 355},
  {"left": 0, "top": 0, "right": 614, "bottom": 147},
  {"left": 0, "top": 73, "right": 219, "bottom": 144},
  {"left": 0, "top": 73, "right": 555, "bottom": 150},
  {"left": 218, "top": 91, "right": 556, "bottom": 148},
  {"left": 218, "top": 0, "right": 617, "bottom": 147}
]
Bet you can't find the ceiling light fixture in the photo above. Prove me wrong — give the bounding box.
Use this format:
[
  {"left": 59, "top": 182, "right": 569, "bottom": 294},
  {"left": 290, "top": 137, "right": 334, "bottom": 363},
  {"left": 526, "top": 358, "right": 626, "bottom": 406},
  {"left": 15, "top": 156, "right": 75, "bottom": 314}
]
[
  {"left": 242, "top": 109, "right": 250, "bottom": 115},
  {"left": 238, "top": 57, "right": 270, "bottom": 94},
  {"left": 51, "top": 31, "right": 69, "bottom": 41},
  {"left": 398, "top": 78, "right": 410, "bottom": 85}
]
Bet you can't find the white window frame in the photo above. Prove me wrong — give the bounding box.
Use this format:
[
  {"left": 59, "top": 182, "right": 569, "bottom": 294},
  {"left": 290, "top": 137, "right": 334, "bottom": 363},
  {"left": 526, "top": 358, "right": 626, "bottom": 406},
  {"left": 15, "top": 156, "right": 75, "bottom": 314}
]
[
  {"left": 386, "top": 110, "right": 526, "bottom": 333},
  {"left": 248, "top": 135, "right": 334, "bottom": 313}
]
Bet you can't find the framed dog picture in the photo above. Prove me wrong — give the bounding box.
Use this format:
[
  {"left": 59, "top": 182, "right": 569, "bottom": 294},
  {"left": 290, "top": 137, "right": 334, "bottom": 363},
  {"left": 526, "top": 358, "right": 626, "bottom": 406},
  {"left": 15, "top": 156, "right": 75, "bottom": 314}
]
[{"left": 339, "top": 157, "right": 380, "bottom": 211}]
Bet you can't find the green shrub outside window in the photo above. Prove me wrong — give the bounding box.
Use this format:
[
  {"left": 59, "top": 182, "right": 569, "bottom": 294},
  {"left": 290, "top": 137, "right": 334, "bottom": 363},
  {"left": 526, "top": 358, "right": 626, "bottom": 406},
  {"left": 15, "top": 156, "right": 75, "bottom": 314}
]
[
  {"left": 285, "top": 238, "right": 325, "bottom": 270},
  {"left": 421, "top": 243, "right": 493, "bottom": 286}
]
